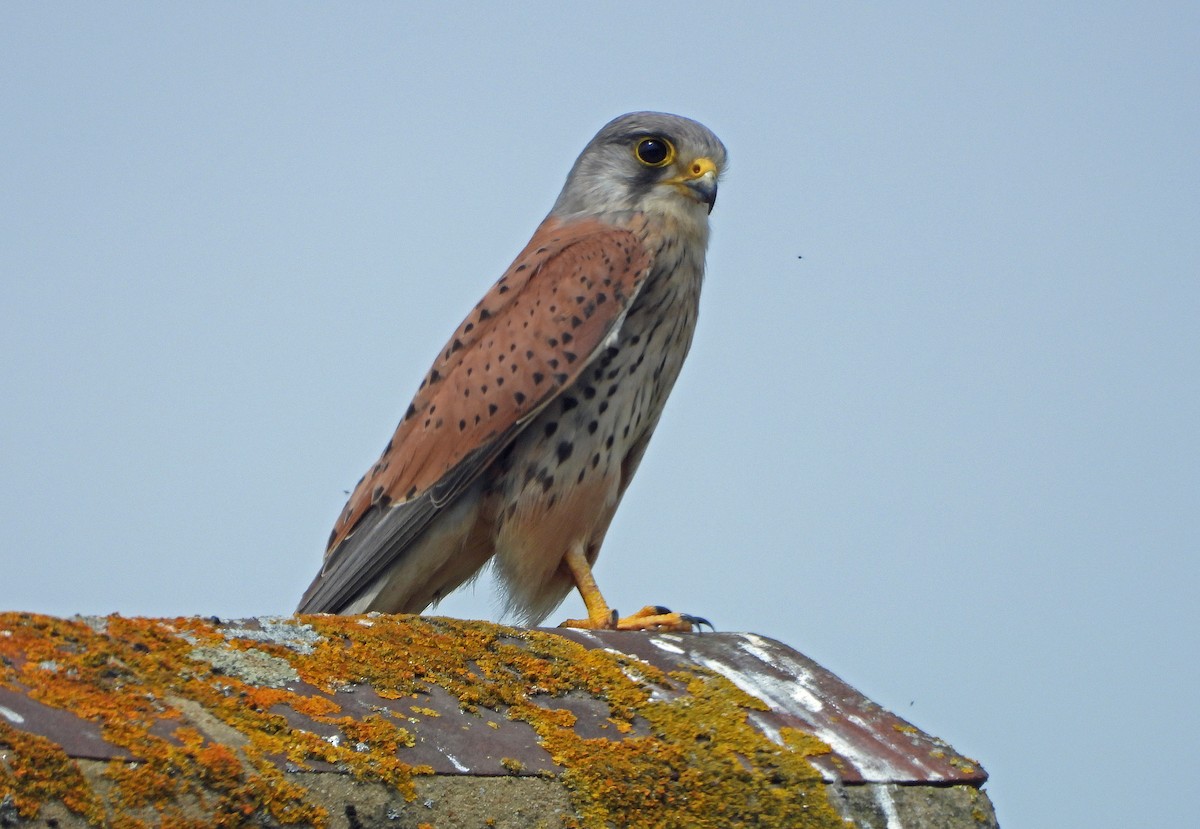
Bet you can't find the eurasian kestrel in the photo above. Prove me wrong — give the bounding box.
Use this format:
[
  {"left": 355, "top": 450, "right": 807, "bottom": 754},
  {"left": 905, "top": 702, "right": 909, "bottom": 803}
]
[{"left": 298, "top": 112, "right": 726, "bottom": 630}]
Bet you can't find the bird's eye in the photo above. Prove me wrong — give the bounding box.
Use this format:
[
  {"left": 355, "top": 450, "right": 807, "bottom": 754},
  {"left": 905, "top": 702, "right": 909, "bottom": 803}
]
[{"left": 634, "top": 136, "right": 675, "bottom": 167}]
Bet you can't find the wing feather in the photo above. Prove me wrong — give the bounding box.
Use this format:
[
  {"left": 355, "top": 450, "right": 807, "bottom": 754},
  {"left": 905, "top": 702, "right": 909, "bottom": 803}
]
[{"left": 297, "top": 217, "right": 653, "bottom": 613}]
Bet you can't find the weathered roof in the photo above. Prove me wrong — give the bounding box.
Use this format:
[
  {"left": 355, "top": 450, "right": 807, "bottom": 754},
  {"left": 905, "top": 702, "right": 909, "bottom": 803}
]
[
  {"left": 556, "top": 628, "right": 984, "bottom": 786},
  {"left": 0, "top": 612, "right": 989, "bottom": 828}
]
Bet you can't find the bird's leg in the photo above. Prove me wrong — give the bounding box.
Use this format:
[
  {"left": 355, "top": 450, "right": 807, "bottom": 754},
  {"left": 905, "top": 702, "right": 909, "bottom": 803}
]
[
  {"left": 558, "top": 543, "right": 698, "bottom": 632},
  {"left": 558, "top": 543, "right": 618, "bottom": 629}
]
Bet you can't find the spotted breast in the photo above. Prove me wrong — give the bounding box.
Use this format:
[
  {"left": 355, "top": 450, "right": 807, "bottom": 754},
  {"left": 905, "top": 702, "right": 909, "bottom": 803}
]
[{"left": 488, "top": 217, "right": 707, "bottom": 624}]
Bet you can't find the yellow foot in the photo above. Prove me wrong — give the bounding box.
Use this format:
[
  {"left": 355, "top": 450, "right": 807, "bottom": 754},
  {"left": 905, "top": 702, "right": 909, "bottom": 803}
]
[{"left": 559, "top": 605, "right": 710, "bottom": 633}]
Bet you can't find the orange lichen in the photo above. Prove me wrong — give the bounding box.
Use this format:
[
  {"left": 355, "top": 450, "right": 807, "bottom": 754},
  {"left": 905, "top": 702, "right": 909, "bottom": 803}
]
[
  {"left": 0, "top": 613, "right": 377, "bottom": 826},
  {"left": 0, "top": 612, "right": 852, "bottom": 828},
  {"left": 0, "top": 721, "right": 106, "bottom": 822}
]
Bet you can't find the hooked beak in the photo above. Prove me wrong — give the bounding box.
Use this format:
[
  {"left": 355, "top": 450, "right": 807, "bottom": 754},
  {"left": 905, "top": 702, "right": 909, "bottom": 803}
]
[{"left": 666, "top": 157, "right": 719, "bottom": 214}]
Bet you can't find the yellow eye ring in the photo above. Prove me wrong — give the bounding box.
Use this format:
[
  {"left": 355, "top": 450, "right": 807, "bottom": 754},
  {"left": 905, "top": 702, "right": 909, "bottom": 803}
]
[{"left": 634, "top": 136, "right": 676, "bottom": 167}]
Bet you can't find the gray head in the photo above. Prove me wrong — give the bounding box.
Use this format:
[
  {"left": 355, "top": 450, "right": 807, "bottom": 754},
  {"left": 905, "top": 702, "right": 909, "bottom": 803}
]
[{"left": 550, "top": 112, "right": 727, "bottom": 224}]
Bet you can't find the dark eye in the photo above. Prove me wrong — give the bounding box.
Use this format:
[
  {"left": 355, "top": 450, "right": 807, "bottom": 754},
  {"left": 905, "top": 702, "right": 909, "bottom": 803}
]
[{"left": 634, "top": 136, "right": 674, "bottom": 167}]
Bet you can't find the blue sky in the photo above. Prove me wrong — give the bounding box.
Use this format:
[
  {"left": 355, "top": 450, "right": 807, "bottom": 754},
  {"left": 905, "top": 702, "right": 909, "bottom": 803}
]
[{"left": 3, "top": 4, "right": 1197, "bottom": 826}]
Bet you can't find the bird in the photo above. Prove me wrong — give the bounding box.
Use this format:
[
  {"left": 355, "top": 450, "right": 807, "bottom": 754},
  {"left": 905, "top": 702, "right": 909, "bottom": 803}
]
[{"left": 298, "top": 112, "right": 726, "bottom": 631}]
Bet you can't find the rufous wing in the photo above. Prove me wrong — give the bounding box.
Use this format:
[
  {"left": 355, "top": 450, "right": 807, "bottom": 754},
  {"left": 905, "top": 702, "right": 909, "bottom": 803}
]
[{"left": 297, "top": 216, "right": 653, "bottom": 613}]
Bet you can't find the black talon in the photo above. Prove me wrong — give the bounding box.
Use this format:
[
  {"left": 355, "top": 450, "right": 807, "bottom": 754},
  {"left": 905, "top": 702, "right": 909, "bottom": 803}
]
[
  {"left": 645, "top": 606, "right": 712, "bottom": 631},
  {"left": 681, "top": 614, "right": 714, "bottom": 632}
]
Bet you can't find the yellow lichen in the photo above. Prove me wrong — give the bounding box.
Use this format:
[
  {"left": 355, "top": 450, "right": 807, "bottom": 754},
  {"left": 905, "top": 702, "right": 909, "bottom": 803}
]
[
  {"left": 0, "top": 612, "right": 855, "bottom": 828},
  {"left": 521, "top": 667, "right": 848, "bottom": 829},
  {"left": 949, "top": 756, "right": 977, "bottom": 774}
]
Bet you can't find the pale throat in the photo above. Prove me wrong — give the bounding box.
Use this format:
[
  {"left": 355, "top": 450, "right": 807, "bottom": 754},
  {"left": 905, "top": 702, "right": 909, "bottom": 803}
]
[{"left": 622, "top": 203, "right": 711, "bottom": 274}]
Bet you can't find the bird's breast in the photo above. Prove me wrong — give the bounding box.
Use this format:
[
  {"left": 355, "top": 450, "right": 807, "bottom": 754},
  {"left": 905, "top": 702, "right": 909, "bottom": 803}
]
[
  {"left": 494, "top": 239, "right": 704, "bottom": 529},
  {"left": 485, "top": 220, "right": 707, "bottom": 622}
]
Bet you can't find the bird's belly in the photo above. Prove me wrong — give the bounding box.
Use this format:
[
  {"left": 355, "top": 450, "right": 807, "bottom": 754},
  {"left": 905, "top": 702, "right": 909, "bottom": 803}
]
[{"left": 487, "top": 296, "right": 695, "bottom": 623}]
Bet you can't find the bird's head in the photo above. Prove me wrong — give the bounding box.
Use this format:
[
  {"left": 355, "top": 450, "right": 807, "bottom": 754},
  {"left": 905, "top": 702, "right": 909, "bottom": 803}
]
[{"left": 551, "top": 112, "right": 727, "bottom": 232}]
